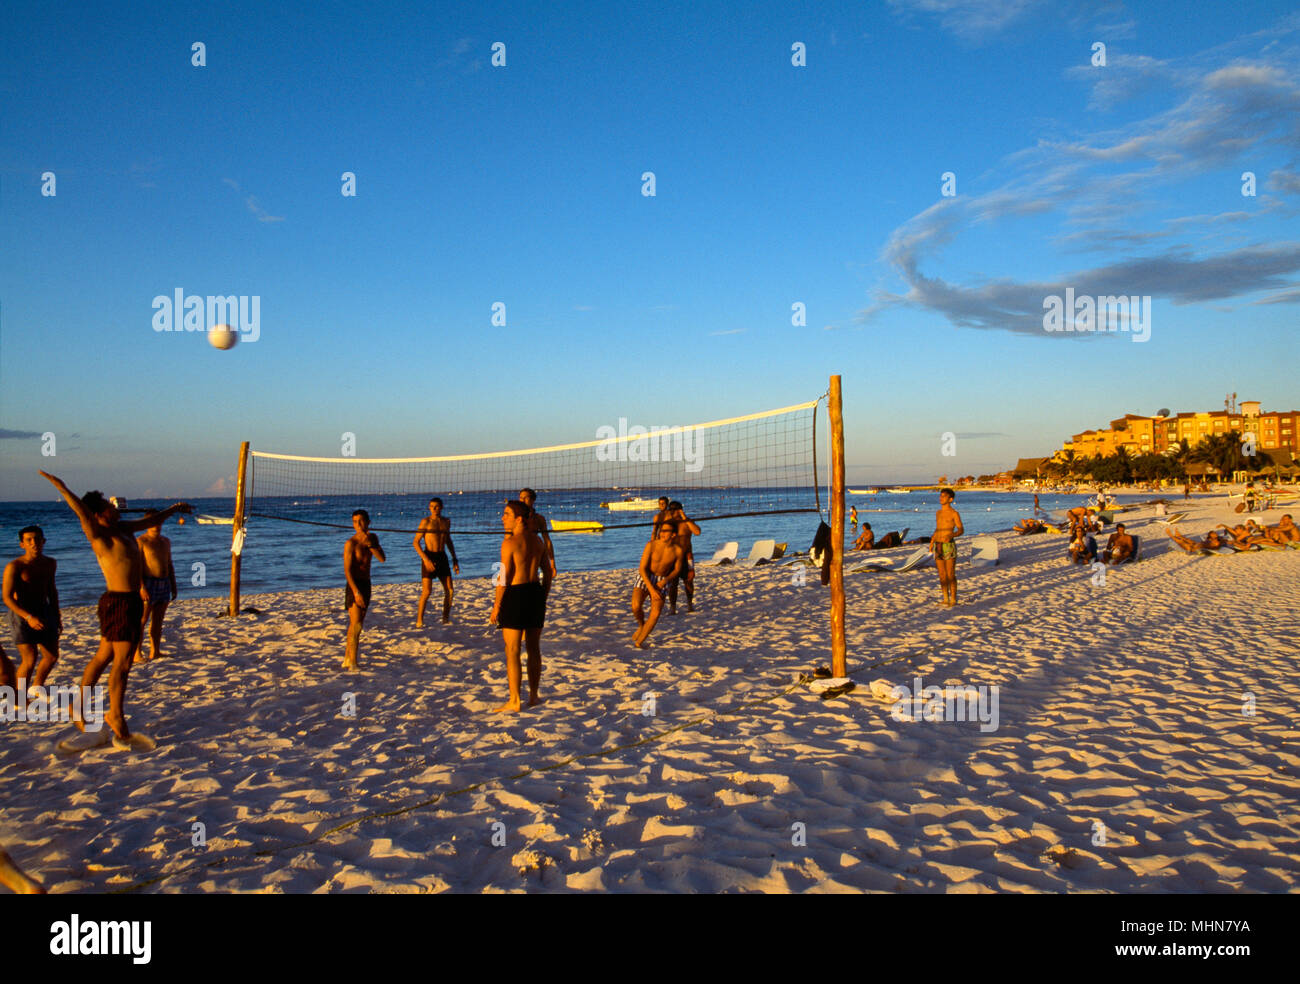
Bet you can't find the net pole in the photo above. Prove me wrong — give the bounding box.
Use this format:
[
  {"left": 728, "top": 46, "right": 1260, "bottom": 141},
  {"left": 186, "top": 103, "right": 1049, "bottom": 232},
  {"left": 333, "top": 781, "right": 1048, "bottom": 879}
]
[
  {"left": 229, "top": 441, "right": 250, "bottom": 617},
  {"left": 829, "top": 376, "right": 847, "bottom": 678}
]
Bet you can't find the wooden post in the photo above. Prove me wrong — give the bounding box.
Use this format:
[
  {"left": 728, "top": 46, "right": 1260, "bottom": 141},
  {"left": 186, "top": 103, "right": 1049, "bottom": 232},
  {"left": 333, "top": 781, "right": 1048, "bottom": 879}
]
[
  {"left": 229, "top": 441, "right": 250, "bottom": 617},
  {"left": 829, "top": 376, "right": 847, "bottom": 678}
]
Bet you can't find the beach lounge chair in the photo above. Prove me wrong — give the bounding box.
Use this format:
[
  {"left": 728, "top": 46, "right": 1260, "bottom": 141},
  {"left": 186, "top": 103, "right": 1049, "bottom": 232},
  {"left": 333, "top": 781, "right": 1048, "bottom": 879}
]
[
  {"left": 698, "top": 541, "right": 739, "bottom": 566},
  {"left": 771, "top": 543, "right": 787, "bottom": 561},
  {"left": 736, "top": 539, "right": 778, "bottom": 567},
  {"left": 969, "top": 536, "right": 999, "bottom": 567}
]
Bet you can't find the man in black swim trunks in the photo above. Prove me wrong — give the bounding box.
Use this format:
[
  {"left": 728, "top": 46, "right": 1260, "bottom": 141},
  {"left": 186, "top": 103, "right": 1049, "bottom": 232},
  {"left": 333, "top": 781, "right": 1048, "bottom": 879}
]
[
  {"left": 3, "top": 525, "right": 61, "bottom": 696},
  {"left": 344, "top": 509, "right": 386, "bottom": 670},
  {"left": 38, "top": 471, "right": 190, "bottom": 742},
  {"left": 414, "top": 497, "right": 458, "bottom": 627},
  {"left": 489, "top": 500, "right": 550, "bottom": 713}
]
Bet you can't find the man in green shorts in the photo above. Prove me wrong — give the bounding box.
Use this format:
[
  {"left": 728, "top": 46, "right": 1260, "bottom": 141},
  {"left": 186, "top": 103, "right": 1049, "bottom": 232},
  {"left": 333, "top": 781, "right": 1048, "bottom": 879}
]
[{"left": 930, "top": 488, "right": 964, "bottom": 607}]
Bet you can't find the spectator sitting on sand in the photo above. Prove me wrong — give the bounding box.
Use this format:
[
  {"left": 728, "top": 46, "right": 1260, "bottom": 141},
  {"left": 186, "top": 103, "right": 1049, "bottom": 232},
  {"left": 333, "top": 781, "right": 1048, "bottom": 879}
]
[
  {"left": 853, "top": 523, "right": 874, "bottom": 550},
  {"left": 1068, "top": 527, "right": 1097, "bottom": 564},
  {"left": 1267, "top": 514, "right": 1299, "bottom": 542},
  {"left": 1102, "top": 523, "right": 1136, "bottom": 564}
]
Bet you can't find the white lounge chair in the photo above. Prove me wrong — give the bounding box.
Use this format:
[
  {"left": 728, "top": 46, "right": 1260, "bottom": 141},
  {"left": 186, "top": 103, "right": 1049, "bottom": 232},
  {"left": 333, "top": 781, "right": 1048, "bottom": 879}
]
[
  {"left": 698, "top": 541, "right": 739, "bottom": 566},
  {"left": 848, "top": 545, "right": 931, "bottom": 574},
  {"left": 736, "top": 539, "right": 778, "bottom": 567},
  {"left": 969, "top": 536, "right": 999, "bottom": 567},
  {"left": 895, "top": 547, "right": 932, "bottom": 572}
]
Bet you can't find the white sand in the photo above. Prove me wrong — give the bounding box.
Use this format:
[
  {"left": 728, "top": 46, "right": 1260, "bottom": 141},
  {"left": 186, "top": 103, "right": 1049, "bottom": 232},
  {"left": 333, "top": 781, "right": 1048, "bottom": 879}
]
[{"left": 2, "top": 495, "right": 1297, "bottom": 893}]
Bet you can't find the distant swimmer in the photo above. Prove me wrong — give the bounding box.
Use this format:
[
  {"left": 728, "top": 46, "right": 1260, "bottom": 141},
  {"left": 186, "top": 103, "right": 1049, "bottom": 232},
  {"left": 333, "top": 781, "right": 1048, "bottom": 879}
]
[
  {"left": 489, "top": 500, "right": 550, "bottom": 712},
  {"left": 667, "top": 501, "right": 700, "bottom": 614},
  {"left": 414, "top": 497, "right": 459, "bottom": 627},
  {"left": 849, "top": 506, "right": 858, "bottom": 533},
  {"left": 134, "top": 510, "right": 177, "bottom": 663},
  {"left": 520, "top": 488, "right": 557, "bottom": 580},
  {"left": 344, "top": 509, "right": 386, "bottom": 670},
  {"left": 929, "top": 488, "right": 964, "bottom": 607},
  {"left": 3, "top": 525, "right": 61, "bottom": 694},
  {"left": 38, "top": 470, "right": 191, "bottom": 741},
  {"left": 632, "top": 521, "right": 683, "bottom": 648}
]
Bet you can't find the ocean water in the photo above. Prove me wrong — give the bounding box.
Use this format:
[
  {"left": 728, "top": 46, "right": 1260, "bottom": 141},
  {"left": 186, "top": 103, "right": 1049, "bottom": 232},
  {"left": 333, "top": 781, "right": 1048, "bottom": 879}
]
[{"left": 0, "top": 489, "right": 1128, "bottom": 607}]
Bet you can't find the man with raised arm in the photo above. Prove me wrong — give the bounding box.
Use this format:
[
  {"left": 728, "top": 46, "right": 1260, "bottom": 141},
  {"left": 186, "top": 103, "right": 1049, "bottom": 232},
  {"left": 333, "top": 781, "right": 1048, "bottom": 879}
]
[
  {"left": 134, "top": 510, "right": 178, "bottom": 663},
  {"left": 519, "top": 488, "right": 557, "bottom": 581},
  {"left": 37, "top": 471, "right": 190, "bottom": 742},
  {"left": 631, "top": 521, "right": 683, "bottom": 648},
  {"left": 929, "top": 488, "right": 964, "bottom": 607},
  {"left": 413, "top": 497, "right": 459, "bottom": 627},
  {"left": 666, "top": 501, "right": 700, "bottom": 614},
  {"left": 489, "top": 500, "right": 550, "bottom": 713},
  {"left": 344, "top": 509, "right": 385, "bottom": 670},
  {"left": 3, "top": 526, "right": 61, "bottom": 695}
]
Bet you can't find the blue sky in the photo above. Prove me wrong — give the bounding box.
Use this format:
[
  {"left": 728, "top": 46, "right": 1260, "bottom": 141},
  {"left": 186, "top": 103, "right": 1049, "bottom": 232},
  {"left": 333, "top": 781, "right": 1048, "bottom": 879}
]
[{"left": 2, "top": 0, "right": 1298, "bottom": 499}]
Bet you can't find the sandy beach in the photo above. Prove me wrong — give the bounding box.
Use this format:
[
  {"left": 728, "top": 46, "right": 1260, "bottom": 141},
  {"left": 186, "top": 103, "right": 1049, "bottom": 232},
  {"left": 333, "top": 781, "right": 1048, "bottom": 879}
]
[{"left": 2, "top": 493, "right": 1297, "bottom": 893}]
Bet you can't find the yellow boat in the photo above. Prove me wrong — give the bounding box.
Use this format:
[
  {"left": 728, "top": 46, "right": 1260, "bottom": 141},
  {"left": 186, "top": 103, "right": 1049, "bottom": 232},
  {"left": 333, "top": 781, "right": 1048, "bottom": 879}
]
[{"left": 550, "top": 520, "right": 604, "bottom": 533}]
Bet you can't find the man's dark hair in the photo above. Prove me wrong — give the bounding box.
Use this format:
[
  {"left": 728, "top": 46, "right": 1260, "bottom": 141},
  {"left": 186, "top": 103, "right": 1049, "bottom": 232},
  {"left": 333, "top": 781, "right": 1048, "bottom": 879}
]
[
  {"left": 429, "top": 497, "right": 442, "bottom": 507},
  {"left": 1116, "top": 523, "right": 1125, "bottom": 531},
  {"left": 505, "top": 499, "right": 529, "bottom": 521},
  {"left": 520, "top": 488, "right": 537, "bottom": 500},
  {"left": 658, "top": 496, "right": 669, "bottom": 504},
  {"left": 82, "top": 491, "right": 112, "bottom": 515},
  {"left": 19, "top": 525, "right": 44, "bottom": 541},
  {"left": 668, "top": 500, "right": 683, "bottom": 511},
  {"left": 862, "top": 522, "right": 872, "bottom": 530},
  {"left": 352, "top": 509, "right": 370, "bottom": 524},
  {"left": 940, "top": 487, "right": 955, "bottom": 498}
]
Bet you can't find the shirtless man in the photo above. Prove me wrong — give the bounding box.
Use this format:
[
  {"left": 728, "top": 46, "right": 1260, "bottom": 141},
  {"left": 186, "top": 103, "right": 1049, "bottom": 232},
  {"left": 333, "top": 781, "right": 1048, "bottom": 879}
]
[
  {"left": 38, "top": 471, "right": 190, "bottom": 741},
  {"left": 853, "top": 523, "right": 875, "bottom": 550},
  {"left": 134, "top": 510, "right": 177, "bottom": 663},
  {"left": 3, "top": 526, "right": 61, "bottom": 694},
  {"left": 344, "top": 509, "right": 386, "bottom": 670},
  {"left": 489, "top": 500, "right": 551, "bottom": 712},
  {"left": 929, "top": 488, "right": 964, "bottom": 607},
  {"left": 1166, "top": 526, "right": 1230, "bottom": 554},
  {"left": 413, "top": 498, "right": 459, "bottom": 626},
  {"left": 1102, "top": 523, "right": 1135, "bottom": 564},
  {"left": 1266, "top": 514, "right": 1300, "bottom": 542},
  {"left": 520, "top": 488, "right": 557, "bottom": 580},
  {"left": 666, "top": 502, "right": 700, "bottom": 614},
  {"left": 632, "top": 521, "right": 683, "bottom": 648},
  {"left": 651, "top": 496, "right": 672, "bottom": 537}
]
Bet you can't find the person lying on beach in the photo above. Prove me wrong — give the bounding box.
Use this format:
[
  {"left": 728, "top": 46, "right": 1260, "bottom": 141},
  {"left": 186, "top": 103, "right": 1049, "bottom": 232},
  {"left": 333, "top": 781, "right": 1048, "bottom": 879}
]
[
  {"left": 930, "top": 489, "right": 963, "bottom": 607},
  {"left": 489, "top": 500, "right": 549, "bottom": 713},
  {"left": 853, "top": 523, "right": 874, "bottom": 550},
  {"left": 874, "top": 531, "right": 903, "bottom": 549},
  {"left": 520, "top": 488, "right": 556, "bottom": 581},
  {"left": 414, "top": 497, "right": 458, "bottom": 627},
  {"left": 1068, "top": 528, "right": 1097, "bottom": 564},
  {"left": 1165, "top": 526, "right": 1233, "bottom": 554},
  {"left": 37, "top": 471, "right": 190, "bottom": 742},
  {"left": 1014, "top": 518, "right": 1045, "bottom": 535},
  {"left": 632, "top": 521, "right": 683, "bottom": 648},
  {"left": 667, "top": 502, "right": 700, "bottom": 614},
  {"left": 1102, "top": 523, "right": 1135, "bottom": 564},
  {"left": 3, "top": 525, "right": 60, "bottom": 693},
  {"left": 344, "top": 509, "right": 386, "bottom": 671},
  {"left": 904, "top": 535, "right": 932, "bottom": 545},
  {"left": 134, "top": 511, "right": 177, "bottom": 663}
]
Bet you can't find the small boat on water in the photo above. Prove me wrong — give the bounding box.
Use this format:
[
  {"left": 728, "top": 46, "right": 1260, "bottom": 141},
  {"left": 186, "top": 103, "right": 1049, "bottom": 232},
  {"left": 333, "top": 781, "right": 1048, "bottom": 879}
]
[
  {"left": 848, "top": 489, "right": 878, "bottom": 495},
  {"left": 195, "top": 514, "right": 235, "bottom": 525},
  {"left": 600, "top": 497, "right": 661, "bottom": 511},
  {"left": 550, "top": 520, "right": 604, "bottom": 533},
  {"left": 886, "top": 488, "right": 912, "bottom": 494}
]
